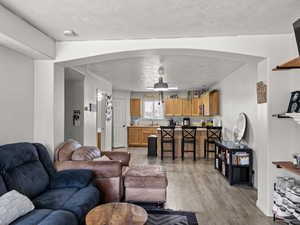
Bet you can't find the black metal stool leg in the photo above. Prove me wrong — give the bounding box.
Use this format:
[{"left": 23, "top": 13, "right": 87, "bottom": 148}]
[
  {"left": 161, "top": 141, "right": 163, "bottom": 160},
  {"left": 193, "top": 140, "right": 196, "bottom": 161},
  {"left": 181, "top": 139, "right": 184, "bottom": 160},
  {"left": 172, "top": 140, "right": 175, "bottom": 160},
  {"left": 204, "top": 139, "right": 206, "bottom": 159}
]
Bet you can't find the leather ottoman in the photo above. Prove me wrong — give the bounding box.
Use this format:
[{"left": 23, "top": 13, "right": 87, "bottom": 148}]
[{"left": 124, "top": 165, "right": 168, "bottom": 204}]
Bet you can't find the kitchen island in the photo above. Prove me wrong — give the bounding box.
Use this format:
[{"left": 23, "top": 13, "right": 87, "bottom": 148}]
[
  {"left": 128, "top": 125, "right": 222, "bottom": 159},
  {"left": 156, "top": 126, "right": 221, "bottom": 159}
]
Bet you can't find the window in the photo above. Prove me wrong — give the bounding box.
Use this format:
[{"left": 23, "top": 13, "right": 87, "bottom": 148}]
[{"left": 143, "top": 98, "right": 164, "bottom": 119}]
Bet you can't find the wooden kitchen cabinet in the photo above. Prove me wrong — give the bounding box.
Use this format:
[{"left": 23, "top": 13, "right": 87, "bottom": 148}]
[
  {"left": 209, "top": 90, "right": 220, "bottom": 116},
  {"left": 141, "top": 128, "right": 157, "bottom": 145},
  {"left": 173, "top": 98, "right": 182, "bottom": 116},
  {"left": 191, "top": 98, "right": 202, "bottom": 116},
  {"left": 130, "top": 98, "right": 141, "bottom": 117},
  {"left": 202, "top": 90, "right": 220, "bottom": 116},
  {"left": 128, "top": 127, "right": 157, "bottom": 147},
  {"left": 182, "top": 99, "right": 192, "bottom": 116},
  {"left": 128, "top": 127, "right": 141, "bottom": 146},
  {"left": 164, "top": 98, "right": 182, "bottom": 116},
  {"left": 164, "top": 98, "right": 174, "bottom": 116},
  {"left": 163, "top": 92, "right": 219, "bottom": 117}
]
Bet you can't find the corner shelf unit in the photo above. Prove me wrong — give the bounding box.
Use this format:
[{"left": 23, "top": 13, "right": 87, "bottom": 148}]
[
  {"left": 272, "top": 161, "right": 300, "bottom": 224},
  {"left": 273, "top": 57, "right": 300, "bottom": 71},
  {"left": 272, "top": 161, "right": 300, "bottom": 176},
  {"left": 214, "top": 141, "right": 253, "bottom": 186}
]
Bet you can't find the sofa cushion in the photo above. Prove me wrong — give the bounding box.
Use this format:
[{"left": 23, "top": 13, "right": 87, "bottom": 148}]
[
  {"left": 33, "top": 143, "right": 56, "bottom": 177},
  {"left": 0, "top": 143, "right": 50, "bottom": 198},
  {"left": 61, "top": 184, "right": 99, "bottom": 224},
  {"left": 71, "top": 146, "right": 101, "bottom": 161},
  {"left": 50, "top": 169, "right": 93, "bottom": 189},
  {"left": 33, "top": 188, "right": 78, "bottom": 209},
  {"left": 33, "top": 184, "right": 99, "bottom": 224},
  {"left": 0, "top": 175, "right": 7, "bottom": 196},
  {"left": 11, "top": 209, "right": 78, "bottom": 225}
]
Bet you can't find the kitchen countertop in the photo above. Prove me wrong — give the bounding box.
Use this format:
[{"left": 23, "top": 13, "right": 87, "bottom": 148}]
[
  {"left": 128, "top": 125, "right": 160, "bottom": 128},
  {"left": 128, "top": 125, "right": 222, "bottom": 131}
]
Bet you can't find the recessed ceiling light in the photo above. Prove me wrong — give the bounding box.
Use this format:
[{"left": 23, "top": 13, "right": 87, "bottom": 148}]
[{"left": 63, "top": 30, "right": 78, "bottom": 37}]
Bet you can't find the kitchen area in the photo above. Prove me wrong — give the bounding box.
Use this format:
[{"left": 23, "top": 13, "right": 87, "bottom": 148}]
[{"left": 127, "top": 89, "right": 222, "bottom": 159}]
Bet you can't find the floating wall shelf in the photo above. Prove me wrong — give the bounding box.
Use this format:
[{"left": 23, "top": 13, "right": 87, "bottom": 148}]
[
  {"left": 285, "top": 113, "right": 300, "bottom": 124},
  {"left": 272, "top": 113, "right": 300, "bottom": 124},
  {"left": 272, "top": 113, "right": 292, "bottom": 119},
  {"left": 272, "top": 161, "right": 300, "bottom": 176},
  {"left": 273, "top": 57, "right": 300, "bottom": 71}
]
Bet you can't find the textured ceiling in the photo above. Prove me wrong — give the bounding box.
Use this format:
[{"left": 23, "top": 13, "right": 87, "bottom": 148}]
[
  {"left": 1, "top": 0, "right": 299, "bottom": 41},
  {"left": 75, "top": 52, "right": 251, "bottom": 91}
]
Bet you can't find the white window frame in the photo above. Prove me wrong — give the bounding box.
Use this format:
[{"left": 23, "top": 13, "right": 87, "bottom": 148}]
[{"left": 143, "top": 98, "right": 164, "bottom": 120}]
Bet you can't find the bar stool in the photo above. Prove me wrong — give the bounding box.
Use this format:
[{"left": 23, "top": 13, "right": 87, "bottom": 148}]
[
  {"left": 160, "top": 126, "right": 175, "bottom": 160},
  {"left": 181, "top": 126, "right": 197, "bottom": 161},
  {"left": 204, "top": 126, "right": 222, "bottom": 160}
]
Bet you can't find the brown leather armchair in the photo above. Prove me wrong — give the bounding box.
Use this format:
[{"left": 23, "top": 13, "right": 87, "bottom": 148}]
[{"left": 54, "top": 140, "right": 130, "bottom": 202}]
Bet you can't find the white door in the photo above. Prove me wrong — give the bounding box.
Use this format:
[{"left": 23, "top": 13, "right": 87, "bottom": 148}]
[{"left": 113, "top": 99, "right": 127, "bottom": 148}]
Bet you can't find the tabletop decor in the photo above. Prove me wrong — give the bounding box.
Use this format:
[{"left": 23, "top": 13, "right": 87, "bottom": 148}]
[{"left": 233, "top": 113, "right": 247, "bottom": 143}]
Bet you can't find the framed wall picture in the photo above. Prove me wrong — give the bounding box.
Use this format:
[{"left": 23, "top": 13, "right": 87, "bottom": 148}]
[
  {"left": 287, "top": 91, "right": 300, "bottom": 113},
  {"left": 256, "top": 81, "right": 267, "bottom": 104}
]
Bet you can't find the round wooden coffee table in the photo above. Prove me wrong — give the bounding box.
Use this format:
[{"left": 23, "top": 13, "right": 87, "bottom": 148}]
[{"left": 86, "top": 202, "right": 148, "bottom": 225}]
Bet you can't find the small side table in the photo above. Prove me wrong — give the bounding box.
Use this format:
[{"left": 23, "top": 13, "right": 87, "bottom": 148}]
[{"left": 86, "top": 202, "right": 148, "bottom": 225}]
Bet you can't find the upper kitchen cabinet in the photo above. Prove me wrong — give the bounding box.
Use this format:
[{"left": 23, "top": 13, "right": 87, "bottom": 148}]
[
  {"left": 202, "top": 90, "right": 220, "bottom": 116},
  {"left": 191, "top": 98, "right": 202, "bottom": 116},
  {"left": 182, "top": 99, "right": 192, "bottom": 116},
  {"left": 130, "top": 98, "right": 141, "bottom": 117},
  {"left": 164, "top": 98, "right": 173, "bottom": 116},
  {"left": 164, "top": 98, "right": 182, "bottom": 116},
  {"left": 163, "top": 91, "right": 219, "bottom": 117},
  {"left": 173, "top": 98, "right": 183, "bottom": 116}
]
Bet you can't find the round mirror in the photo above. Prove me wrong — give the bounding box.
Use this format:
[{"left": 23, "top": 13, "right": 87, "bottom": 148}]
[{"left": 233, "top": 113, "right": 247, "bottom": 143}]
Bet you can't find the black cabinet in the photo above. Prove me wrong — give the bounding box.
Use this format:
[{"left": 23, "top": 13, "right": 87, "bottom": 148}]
[{"left": 214, "top": 141, "right": 253, "bottom": 186}]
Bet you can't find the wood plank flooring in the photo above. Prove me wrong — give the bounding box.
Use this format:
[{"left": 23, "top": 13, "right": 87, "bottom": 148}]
[{"left": 118, "top": 147, "right": 280, "bottom": 225}]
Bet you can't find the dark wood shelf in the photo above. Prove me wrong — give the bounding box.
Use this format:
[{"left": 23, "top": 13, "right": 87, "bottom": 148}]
[
  {"left": 272, "top": 113, "right": 292, "bottom": 119},
  {"left": 272, "top": 161, "right": 300, "bottom": 176},
  {"left": 273, "top": 57, "right": 300, "bottom": 71}
]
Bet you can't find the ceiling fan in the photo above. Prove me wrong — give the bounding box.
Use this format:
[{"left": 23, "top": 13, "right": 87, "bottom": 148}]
[{"left": 146, "top": 66, "right": 178, "bottom": 91}]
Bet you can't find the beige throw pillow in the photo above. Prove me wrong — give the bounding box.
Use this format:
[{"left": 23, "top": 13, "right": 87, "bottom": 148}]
[
  {"left": 93, "top": 155, "right": 111, "bottom": 161},
  {"left": 0, "top": 190, "right": 35, "bottom": 225},
  {"left": 71, "top": 146, "right": 101, "bottom": 161}
]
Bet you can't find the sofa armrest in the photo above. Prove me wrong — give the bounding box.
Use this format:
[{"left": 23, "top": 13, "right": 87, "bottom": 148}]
[
  {"left": 102, "top": 151, "right": 131, "bottom": 166},
  {"left": 50, "top": 169, "right": 93, "bottom": 189},
  {"left": 54, "top": 160, "right": 122, "bottom": 178}
]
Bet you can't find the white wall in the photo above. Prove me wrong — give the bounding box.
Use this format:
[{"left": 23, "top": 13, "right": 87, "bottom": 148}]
[
  {"left": 212, "top": 63, "right": 259, "bottom": 187},
  {"left": 0, "top": 45, "right": 34, "bottom": 144},
  {"left": 83, "top": 71, "right": 112, "bottom": 149},
  {"left": 64, "top": 70, "right": 84, "bottom": 144}
]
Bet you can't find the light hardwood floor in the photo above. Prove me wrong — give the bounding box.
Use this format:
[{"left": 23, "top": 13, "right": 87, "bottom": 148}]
[{"left": 117, "top": 147, "right": 281, "bottom": 225}]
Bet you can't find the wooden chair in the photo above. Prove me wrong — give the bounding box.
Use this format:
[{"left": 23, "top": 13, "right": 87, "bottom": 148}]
[
  {"left": 160, "top": 126, "right": 175, "bottom": 160},
  {"left": 181, "top": 126, "right": 197, "bottom": 160},
  {"left": 204, "top": 126, "right": 222, "bottom": 159}
]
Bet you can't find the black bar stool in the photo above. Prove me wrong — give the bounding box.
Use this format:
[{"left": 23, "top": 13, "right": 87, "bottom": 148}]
[
  {"left": 204, "top": 126, "right": 222, "bottom": 160},
  {"left": 181, "top": 126, "right": 197, "bottom": 161},
  {"left": 160, "top": 126, "right": 175, "bottom": 160}
]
